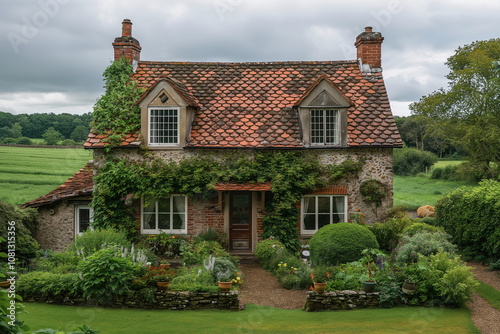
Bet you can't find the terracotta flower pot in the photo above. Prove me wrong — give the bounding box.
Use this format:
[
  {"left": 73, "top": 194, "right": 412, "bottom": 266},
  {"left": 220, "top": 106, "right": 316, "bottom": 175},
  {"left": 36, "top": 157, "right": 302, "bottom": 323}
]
[
  {"left": 218, "top": 281, "right": 232, "bottom": 292},
  {"left": 156, "top": 281, "right": 169, "bottom": 290},
  {"left": 313, "top": 282, "right": 327, "bottom": 293},
  {"left": 0, "top": 281, "right": 11, "bottom": 289},
  {"left": 158, "top": 263, "right": 171, "bottom": 270}
]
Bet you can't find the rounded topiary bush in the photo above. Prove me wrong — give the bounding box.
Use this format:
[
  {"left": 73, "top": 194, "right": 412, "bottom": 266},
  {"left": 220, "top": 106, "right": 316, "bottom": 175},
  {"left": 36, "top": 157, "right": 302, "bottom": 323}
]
[
  {"left": 309, "top": 223, "right": 379, "bottom": 266},
  {"left": 254, "top": 239, "right": 286, "bottom": 269}
]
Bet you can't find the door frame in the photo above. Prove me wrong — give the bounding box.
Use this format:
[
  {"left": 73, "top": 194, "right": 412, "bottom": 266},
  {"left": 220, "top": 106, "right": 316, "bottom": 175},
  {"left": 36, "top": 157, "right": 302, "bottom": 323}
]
[{"left": 226, "top": 191, "right": 256, "bottom": 253}]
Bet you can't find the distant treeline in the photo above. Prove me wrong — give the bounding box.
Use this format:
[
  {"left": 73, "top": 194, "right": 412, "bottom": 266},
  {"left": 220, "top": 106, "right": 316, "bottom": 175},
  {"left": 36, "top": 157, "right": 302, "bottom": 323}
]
[{"left": 0, "top": 111, "right": 91, "bottom": 144}]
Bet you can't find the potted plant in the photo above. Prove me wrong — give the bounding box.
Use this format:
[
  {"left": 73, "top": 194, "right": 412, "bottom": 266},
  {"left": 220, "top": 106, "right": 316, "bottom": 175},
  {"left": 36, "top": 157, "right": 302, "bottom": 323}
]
[
  {"left": 158, "top": 260, "right": 171, "bottom": 270},
  {"left": 402, "top": 276, "right": 417, "bottom": 294},
  {"left": 310, "top": 267, "right": 331, "bottom": 292},
  {"left": 140, "top": 265, "right": 173, "bottom": 290},
  {"left": 217, "top": 272, "right": 233, "bottom": 292},
  {"left": 359, "top": 248, "right": 383, "bottom": 293}
]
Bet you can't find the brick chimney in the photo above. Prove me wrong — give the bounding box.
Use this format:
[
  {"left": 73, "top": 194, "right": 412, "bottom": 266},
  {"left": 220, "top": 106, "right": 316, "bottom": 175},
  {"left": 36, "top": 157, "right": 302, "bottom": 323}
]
[
  {"left": 354, "top": 27, "right": 384, "bottom": 71},
  {"left": 112, "top": 19, "right": 141, "bottom": 64}
]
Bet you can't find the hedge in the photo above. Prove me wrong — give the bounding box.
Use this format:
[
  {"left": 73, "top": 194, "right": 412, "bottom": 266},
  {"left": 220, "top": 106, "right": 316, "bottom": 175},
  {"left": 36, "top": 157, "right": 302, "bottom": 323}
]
[{"left": 435, "top": 180, "right": 500, "bottom": 260}]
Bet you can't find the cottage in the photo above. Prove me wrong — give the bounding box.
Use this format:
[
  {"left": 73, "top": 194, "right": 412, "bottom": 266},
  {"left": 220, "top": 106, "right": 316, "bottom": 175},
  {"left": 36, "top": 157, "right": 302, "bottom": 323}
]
[{"left": 24, "top": 20, "right": 402, "bottom": 252}]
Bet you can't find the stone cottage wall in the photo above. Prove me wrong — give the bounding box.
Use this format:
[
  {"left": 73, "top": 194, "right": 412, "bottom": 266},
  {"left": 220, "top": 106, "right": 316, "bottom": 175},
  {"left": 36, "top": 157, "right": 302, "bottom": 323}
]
[{"left": 35, "top": 202, "right": 76, "bottom": 252}]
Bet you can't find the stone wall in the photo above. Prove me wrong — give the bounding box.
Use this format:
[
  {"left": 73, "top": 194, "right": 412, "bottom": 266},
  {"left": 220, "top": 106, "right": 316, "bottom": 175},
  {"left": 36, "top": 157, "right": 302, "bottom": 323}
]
[
  {"left": 24, "top": 290, "right": 240, "bottom": 311},
  {"left": 304, "top": 290, "right": 379, "bottom": 312},
  {"left": 35, "top": 202, "right": 77, "bottom": 252}
]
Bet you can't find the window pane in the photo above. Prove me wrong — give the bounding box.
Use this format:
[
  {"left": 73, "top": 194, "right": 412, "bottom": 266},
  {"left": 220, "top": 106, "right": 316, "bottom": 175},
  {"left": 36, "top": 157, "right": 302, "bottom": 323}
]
[
  {"left": 332, "top": 214, "right": 343, "bottom": 224},
  {"left": 172, "top": 214, "right": 185, "bottom": 230},
  {"left": 158, "top": 199, "right": 170, "bottom": 212},
  {"left": 158, "top": 214, "right": 170, "bottom": 230},
  {"left": 172, "top": 196, "right": 185, "bottom": 213},
  {"left": 317, "top": 197, "right": 330, "bottom": 213},
  {"left": 143, "top": 214, "right": 156, "bottom": 229},
  {"left": 318, "top": 214, "right": 331, "bottom": 229},
  {"left": 78, "top": 208, "right": 91, "bottom": 233},
  {"left": 332, "top": 197, "right": 345, "bottom": 214},
  {"left": 150, "top": 108, "right": 178, "bottom": 144},
  {"left": 303, "top": 197, "right": 315, "bottom": 213},
  {"left": 303, "top": 214, "right": 316, "bottom": 230},
  {"left": 143, "top": 198, "right": 156, "bottom": 213}
]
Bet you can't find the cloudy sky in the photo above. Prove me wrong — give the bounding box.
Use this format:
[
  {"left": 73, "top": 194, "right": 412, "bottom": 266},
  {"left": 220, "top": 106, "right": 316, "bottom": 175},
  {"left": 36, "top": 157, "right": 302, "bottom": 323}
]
[{"left": 1, "top": 0, "right": 499, "bottom": 117}]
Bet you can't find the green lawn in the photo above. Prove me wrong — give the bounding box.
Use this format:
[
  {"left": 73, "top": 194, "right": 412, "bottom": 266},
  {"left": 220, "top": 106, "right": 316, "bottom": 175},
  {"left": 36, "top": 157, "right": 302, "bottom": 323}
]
[
  {"left": 0, "top": 146, "right": 91, "bottom": 205},
  {"left": 476, "top": 282, "right": 500, "bottom": 311},
  {"left": 393, "top": 175, "right": 475, "bottom": 209},
  {"left": 21, "top": 303, "right": 478, "bottom": 334}
]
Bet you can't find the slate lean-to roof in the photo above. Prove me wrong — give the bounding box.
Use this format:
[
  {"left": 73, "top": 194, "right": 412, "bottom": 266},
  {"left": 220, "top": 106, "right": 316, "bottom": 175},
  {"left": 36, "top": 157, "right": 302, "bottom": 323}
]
[
  {"left": 22, "top": 162, "right": 94, "bottom": 208},
  {"left": 85, "top": 60, "right": 402, "bottom": 149}
]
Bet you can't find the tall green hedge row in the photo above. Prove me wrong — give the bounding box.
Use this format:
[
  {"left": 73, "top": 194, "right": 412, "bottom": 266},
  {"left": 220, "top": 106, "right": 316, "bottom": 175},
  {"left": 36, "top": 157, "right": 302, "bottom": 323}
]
[{"left": 435, "top": 180, "right": 500, "bottom": 260}]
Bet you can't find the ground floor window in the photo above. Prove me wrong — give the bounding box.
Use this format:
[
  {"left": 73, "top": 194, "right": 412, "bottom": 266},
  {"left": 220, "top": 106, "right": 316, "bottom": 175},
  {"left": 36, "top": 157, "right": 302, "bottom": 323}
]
[
  {"left": 301, "top": 195, "right": 346, "bottom": 234},
  {"left": 142, "top": 196, "right": 187, "bottom": 234},
  {"left": 75, "top": 205, "right": 93, "bottom": 235}
]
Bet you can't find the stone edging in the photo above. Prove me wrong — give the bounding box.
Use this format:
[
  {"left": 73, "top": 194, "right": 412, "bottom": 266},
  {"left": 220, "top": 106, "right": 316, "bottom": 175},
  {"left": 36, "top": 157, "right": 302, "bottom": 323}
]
[{"left": 304, "top": 290, "right": 379, "bottom": 312}]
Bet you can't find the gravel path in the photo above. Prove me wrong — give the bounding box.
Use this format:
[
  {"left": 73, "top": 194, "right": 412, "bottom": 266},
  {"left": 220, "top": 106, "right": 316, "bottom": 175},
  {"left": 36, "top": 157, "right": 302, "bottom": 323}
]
[
  {"left": 467, "top": 263, "right": 500, "bottom": 334},
  {"left": 239, "top": 262, "right": 307, "bottom": 310}
]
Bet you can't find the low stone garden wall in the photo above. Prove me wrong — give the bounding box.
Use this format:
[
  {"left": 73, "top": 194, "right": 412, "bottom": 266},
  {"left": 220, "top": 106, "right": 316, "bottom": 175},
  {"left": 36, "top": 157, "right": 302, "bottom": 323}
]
[
  {"left": 23, "top": 290, "right": 240, "bottom": 311},
  {"left": 304, "top": 290, "right": 379, "bottom": 312}
]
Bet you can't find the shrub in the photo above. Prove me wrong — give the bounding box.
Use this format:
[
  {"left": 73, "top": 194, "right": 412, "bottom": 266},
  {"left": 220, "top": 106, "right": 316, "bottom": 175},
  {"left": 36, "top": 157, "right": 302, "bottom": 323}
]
[
  {"left": 180, "top": 240, "right": 232, "bottom": 266},
  {"left": 326, "top": 263, "right": 362, "bottom": 291},
  {"left": 402, "top": 222, "right": 444, "bottom": 236},
  {"left": 169, "top": 266, "right": 218, "bottom": 292},
  {"left": 393, "top": 148, "right": 437, "bottom": 176},
  {"left": 403, "top": 251, "right": 478, "bottom": 307},
  {"left": 194, "top": 228, "right": 227, "bottom": 248},
  {"left": 254, "top": 239, "right": 286, "bottom": 269},
  {"left": 139, "top": 233, "right": 186, "bottom": 258},
  {"left": 394, "top": 231, "right": 457, "bottom": 266},
  {"left": 488, "top": 259, "right": 500, "bottom": 271},
  {"left": 203, "top": 256, "right": 238, "bottom": 283},
  {"left": 430, "top": 165, "right": 460, "bottom": 180},
  {"left": 436, "top": 179, "right": 500, "bottom": 261},
  {"left": 78, "top": 246, "right": 139, "bottom": 304},
  {"left": 34, "top": 250, "right": 81, "bottom": 274},
  {"left": 368, "top": 216, "right": 415, "bottom": 252},
  {"left": 17, "top": 271, "right": 82, "bottom": 298},
  {"left": 68, "top": 228, "right": 131, "bottom": 257},
  {"left": 17, "top": 137, "right": 33, "bottom": 145},
  {"left": 309, "top": 223, "right": 379, "bottom": 266}
]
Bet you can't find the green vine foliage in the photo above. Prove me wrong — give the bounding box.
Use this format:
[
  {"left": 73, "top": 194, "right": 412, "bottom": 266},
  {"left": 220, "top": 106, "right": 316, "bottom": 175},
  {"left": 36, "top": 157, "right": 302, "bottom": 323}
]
[
  {"left": 92, "top": 151, "right": 364, "bottom": 250},
  {"left": 91, "top": 57, "right": 144, "bottom": 140}
]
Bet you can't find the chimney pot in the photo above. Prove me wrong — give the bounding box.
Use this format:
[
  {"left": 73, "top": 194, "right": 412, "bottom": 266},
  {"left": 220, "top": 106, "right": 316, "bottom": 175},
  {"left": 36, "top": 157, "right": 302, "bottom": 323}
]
[
  {"left": 122, "top": 19, "right": 132, "bottom": 37},
  {"left": 365, "top": 26, "right": 373, "bottom": 32}
]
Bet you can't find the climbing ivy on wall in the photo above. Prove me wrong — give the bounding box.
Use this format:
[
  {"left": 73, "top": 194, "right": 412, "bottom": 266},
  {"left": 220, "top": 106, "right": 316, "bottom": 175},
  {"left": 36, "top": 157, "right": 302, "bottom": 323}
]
[
  {"left": 91, "top": 57, "right": 144, "bottom": 142},
  {"left": 92, "top": 151, "right": 364, "bottom": 250}
]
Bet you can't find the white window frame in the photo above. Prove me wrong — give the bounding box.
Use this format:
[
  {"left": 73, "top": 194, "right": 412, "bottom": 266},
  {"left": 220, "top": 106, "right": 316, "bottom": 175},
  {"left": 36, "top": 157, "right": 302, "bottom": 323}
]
[
  {"left": 141, "top": 196, "right": 187, "bottom": 234},
  {"left": 148, "top": 107, "right": 180, "bottom": 146},
  {"left": 301, "top": 195, "right": 347, "bottom": 235},
  {"left": 75, "top": 205, "right": 94, "bottom": 236},
  {"left": 310, "top": 109, "right": 340, "bottom": 145}
]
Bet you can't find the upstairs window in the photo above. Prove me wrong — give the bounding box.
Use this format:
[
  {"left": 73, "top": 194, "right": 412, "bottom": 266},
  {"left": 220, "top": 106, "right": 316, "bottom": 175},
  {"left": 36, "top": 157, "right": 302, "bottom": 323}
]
[
  {"left": 310, "top": 109, "right": 340, "bottom": 145},
  {"left": 142, "top": 196, "right": 187, "bottom": 234},
  {"left": 149, "top": 108, "right": 179, "bottom": 145}
]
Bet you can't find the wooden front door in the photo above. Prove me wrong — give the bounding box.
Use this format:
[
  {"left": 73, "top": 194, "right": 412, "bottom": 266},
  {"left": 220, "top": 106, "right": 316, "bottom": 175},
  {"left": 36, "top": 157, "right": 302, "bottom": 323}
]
[{"left": 229, "top": 192, "right": 252, "bottom": 252}]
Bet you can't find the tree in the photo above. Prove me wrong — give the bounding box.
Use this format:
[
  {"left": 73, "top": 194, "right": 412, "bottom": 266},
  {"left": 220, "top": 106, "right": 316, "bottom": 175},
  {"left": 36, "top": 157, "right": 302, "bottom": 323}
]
[
  {"left": 410, "top": 39, "right": 500, "bottom": 178},
  {"left": 71, "top": 125, "right": 90, "bottom": 142},
  {"left": 42, "top": 127, "right": 64, "bottom": 145}
]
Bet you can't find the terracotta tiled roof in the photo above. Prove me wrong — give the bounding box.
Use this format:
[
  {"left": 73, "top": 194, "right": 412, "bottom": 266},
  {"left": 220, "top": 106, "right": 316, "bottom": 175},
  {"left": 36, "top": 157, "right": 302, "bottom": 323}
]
[
  {"left": 84, "top": 131, "right": 141, "bottom": 149},
  {"left": 86, "top": 60, "right": 402, "bottom": 148},
  {"left": 307, "top": 185, "right": 348, "bottom": 195},
  {"left": 214, "top": 182, "right": 272, "bottom": 191},
  {"left": 22, "top": 162, "right": 94, "bottom": 208}
]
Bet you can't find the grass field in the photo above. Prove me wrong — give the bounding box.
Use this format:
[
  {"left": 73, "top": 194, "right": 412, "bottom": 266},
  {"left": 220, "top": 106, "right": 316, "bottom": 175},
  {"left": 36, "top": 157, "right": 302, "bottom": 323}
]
[
  {"left": 0, "top": 146, "right": 91, "bottom": 205},
  {"left": 21, "top": 303, "right": 478, "bottom": 334},
  {"left": 393, "top": 175, "right": 474, "bottom": 209}
]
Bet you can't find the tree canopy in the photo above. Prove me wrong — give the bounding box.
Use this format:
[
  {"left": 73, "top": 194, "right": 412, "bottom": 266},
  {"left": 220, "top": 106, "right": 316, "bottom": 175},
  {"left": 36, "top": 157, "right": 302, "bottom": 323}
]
[{"left": 410, "top": 38, "right": 500, "bottom": 178}]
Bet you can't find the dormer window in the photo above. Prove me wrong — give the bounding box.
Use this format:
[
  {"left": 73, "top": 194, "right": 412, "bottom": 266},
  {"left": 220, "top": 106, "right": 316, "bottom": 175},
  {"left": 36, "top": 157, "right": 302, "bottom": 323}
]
[
  {"left": 296, "top": 77, "right": 352, "bottom": 147},
  {"left": 149, "top": 107, "right": 179, "bottom": 145},
  {"left": 310, "top": 109, "right": 340, "bottom": 145}
]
